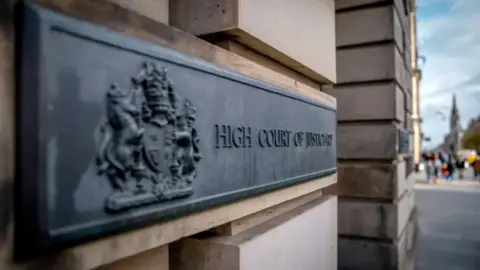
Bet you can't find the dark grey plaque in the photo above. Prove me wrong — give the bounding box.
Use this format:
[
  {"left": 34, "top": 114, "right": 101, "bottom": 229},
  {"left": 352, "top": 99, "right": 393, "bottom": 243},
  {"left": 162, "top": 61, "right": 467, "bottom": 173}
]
[{"left": 16, "top": 3, "right": 336, "bottom": 258}]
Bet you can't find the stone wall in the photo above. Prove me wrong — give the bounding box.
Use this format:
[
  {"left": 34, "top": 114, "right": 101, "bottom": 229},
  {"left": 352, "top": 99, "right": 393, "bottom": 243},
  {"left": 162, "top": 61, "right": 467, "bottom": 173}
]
[{"left": 325, "top": 1, "right": 416, "bottom": 269}]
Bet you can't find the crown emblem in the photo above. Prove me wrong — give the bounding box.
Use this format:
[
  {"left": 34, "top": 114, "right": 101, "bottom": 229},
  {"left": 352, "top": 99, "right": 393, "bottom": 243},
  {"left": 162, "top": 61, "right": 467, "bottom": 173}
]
[{"left": 132, "top": 62, "right": 172, "bottom": 113}]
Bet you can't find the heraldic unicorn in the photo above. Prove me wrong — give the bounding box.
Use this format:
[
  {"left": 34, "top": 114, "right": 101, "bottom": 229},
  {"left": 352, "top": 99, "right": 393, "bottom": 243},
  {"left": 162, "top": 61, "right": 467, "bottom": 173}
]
[{"left": 96, "top": 61, "right": 202, "bottom": 212}]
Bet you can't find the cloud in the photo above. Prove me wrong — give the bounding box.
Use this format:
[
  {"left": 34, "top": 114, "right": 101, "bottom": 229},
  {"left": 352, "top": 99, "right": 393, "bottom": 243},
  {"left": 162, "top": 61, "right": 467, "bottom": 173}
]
[{"left": 417, "top": 0, "right": 480, "bottom": 148}]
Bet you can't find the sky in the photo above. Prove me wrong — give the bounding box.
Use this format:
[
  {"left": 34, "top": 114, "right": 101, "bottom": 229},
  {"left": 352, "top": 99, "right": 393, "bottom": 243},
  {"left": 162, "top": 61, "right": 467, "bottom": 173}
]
[{"left": 417, "top": 0, "right": 480, "bottom": 148}]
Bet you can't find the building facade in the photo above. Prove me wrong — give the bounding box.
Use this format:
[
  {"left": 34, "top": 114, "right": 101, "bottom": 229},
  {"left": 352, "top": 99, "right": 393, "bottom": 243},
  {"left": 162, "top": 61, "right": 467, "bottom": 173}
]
[
  {"left": 0, "top": 0, "right": 416, "bottom": 269},
  {"left": 411, "top": 0, "right": 423, "bottom": 170}
]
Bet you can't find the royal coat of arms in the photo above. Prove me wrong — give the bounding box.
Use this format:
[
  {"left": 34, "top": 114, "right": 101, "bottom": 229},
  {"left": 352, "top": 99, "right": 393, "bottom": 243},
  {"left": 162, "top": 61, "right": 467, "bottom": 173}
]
[{"left": 96, "top": 61, "right": 202, "bottom": 212}]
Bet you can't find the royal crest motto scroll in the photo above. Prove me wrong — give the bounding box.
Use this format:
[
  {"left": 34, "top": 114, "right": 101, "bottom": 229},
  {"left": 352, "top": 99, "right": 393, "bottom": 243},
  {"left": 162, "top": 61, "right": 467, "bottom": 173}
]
[{"left": 96, "top": 62, "right": 202, "bottom": 212}]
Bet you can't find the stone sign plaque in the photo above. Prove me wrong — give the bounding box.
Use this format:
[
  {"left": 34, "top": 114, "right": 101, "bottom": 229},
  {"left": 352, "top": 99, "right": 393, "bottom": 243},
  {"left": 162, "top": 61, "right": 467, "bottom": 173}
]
[{"left": 16, "top": 4, "right": 336, "bottom": 258}]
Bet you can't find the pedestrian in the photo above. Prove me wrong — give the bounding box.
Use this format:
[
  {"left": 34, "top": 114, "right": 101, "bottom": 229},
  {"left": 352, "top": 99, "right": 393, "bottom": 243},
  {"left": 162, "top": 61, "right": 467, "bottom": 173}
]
[
  {"left": 446, "top": 158, "right": 454, "bottom": 181},
  {"left": 474, "top": 156, "right": 480, "bottom": 181},
  {"left": 425, "top": 152, "right": 434, "bottom": 182},
  {"left": 433, "top": 153, "right": 442, "bottom": 183},
  {"left": 468, "top": 152, "right": 480, "bottom": 180},
  {"left": 455, "top": 155, "right": 465, "bottom": 180},
  {"left": 441, "top": 163, "right": 449, "bottom": 180}
]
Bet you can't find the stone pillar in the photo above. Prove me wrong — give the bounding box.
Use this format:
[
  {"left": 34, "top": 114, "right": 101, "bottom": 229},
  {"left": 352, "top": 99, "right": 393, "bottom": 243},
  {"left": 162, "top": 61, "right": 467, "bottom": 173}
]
[{"left": 325, "top": 1, "right": 416, "bottom": 269}]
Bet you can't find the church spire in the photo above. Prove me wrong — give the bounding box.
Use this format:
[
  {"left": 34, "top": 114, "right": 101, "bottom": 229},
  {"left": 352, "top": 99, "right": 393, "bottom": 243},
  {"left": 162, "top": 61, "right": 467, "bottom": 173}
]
[
  {"left": 450, "top": 94, "right": 459, "bottom": 130},
  {"left": 449, "top": 93, "right": 461, "bottom": 155},
  {"left": 452, "top": 94, "right": 457, "bottom": 112}
]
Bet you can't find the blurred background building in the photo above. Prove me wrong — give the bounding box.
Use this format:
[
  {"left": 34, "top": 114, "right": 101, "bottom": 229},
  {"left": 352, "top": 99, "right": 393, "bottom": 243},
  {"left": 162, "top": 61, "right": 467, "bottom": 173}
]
[{"left": 411, "top": 0, "right": 423, "bottom": 171}]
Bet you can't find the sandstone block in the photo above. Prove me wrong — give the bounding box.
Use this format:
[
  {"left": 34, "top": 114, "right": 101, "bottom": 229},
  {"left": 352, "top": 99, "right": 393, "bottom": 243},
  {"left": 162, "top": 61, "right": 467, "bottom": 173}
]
[
  {"left": 107, "top": 0, "right": 169, "bottom": 24},
  {"left": 97, "top": 245, "right": 169, "bottom": 270},
  {"left": 405, "top": 90, "right": 412, "bottom": 112},
  {"left": 336, "top": 6, "right": 403, "bottom": 51},
  {"left": 209, "top": 190, "right": 323, "bottom": 236},
  {"left": 326, "top": 161, "right": 407, "bottom": 200},
  {"left": 395, "top": 47, "right": 411, "bottom": 93},
  {"left": 323, "top": 82, "right": 404, "bottom": 122},
  {"left": 338, "top": 123, "right": 398, "bottom": 160},
  {"left": 397, "top": 85, "right": 407, "bottom": 123},
  {"left": 335, "top": 0, "right": 410, "bottom": 36},
  {"left": 393, "top": 6, "right": 405, "bottom": 53},
  {"left": 337, "top": 44, "right": 405, "bottom": 86},
  {"left": 338, "top": 192, "right": 411, "bottom": 240},
  {"left": 170, "top": 196, "right": 337, "bottom": 270},
  {"left": 339, "top": 222, "right": 411, "bottom": 270},
  {"left": 394, "top": 0, "right": 411, "bottom": 33},
  {"left": 170, "top": 0, "right": 336, "bottom": 83},
  {"left": 405, "top": 112, "right": 413, "bottom": 132}
]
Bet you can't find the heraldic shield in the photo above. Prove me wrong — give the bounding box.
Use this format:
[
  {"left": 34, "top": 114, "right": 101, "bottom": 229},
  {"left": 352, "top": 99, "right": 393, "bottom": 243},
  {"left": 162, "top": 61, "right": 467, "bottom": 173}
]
[
  {"left": 143, "top": 122, "right": 167, "bottom": 173},
  {"left": 96, "top": 61, "right": 202, "bottom": 213}
]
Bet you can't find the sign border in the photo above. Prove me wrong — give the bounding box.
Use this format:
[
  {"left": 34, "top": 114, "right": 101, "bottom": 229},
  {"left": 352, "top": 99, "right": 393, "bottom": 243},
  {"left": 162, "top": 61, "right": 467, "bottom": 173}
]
[{"left": 15, "top": 3, "right": 337, "bottom": 259}]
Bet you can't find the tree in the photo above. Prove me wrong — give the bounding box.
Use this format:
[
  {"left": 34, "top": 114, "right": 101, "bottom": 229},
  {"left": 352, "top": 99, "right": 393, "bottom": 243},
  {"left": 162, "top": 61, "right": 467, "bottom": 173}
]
[{"left": 462, "top": 121, "right": 480, "bottom": 152}]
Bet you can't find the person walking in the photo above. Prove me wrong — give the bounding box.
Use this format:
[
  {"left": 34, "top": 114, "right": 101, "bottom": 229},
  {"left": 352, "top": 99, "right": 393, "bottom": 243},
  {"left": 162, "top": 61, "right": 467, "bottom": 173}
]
[
  {"left": 446, "top": 158, "right": 454, "bottom": 181},
  {"left": 474, "top": 156, "right": 480, "bottom": 181},
  {"left": 433, "top": 153, "right": 442, "bottom": 183},
  {"left": 455, "top": 155, "right": 465, "bottom": 180},
  {"left": 425, "top": 152, "right": 434, "bottom": 182},
  {"left": 467, "top": 152, "right": 480, "bottom": 180}
]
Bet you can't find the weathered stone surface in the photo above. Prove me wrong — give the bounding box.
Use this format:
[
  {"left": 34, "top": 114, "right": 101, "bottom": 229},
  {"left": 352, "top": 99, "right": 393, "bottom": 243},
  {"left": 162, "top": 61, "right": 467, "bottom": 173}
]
[
  {"left": 396, "top": 85, "right": 406, "bottom": 123},
  {"left": 339, "top": 223, "right": 410, "bottom": 270},
  {"left": 338, "top": 123, "right": 398, "bottom": 160},
  {"left": 336, "top": 6, "right": 392, "bottom": 46},
  {"left": 339, "top": 199, "right": 395, "bottom": 239},
  {"left": 404, "top": 207, "right": 417, "bottom": 270},
  {"left": 406, "top": 113, "right": 413, "bottom": 132},
  {"left": 339, "top": 237, "right": 396, "bottom": 270},
  {"left": 395, "top": 47, "right": 411, "bottom": 93},
  {"left": 96, "top": 245, "right": 169, "bottom": 270},
  {"left": 404, "top": 89, "right": 412, "bottom": 113},
  {"left": 337, "top": 44, "right": 405, "bottom": 85},
  {"left": 324, "top": 82, "right": 404, "bottom": 122},
  {"left": 393, "top": 6, "right": 404, "bottom": 53},
  {"left": 336, "top": 0, "right": 410, "bottom": 34},
  {"left": 107, "top": 0, "right": 169, "bottom": 24},
  {"left": 325, "top": 161, "right": 406, "bottom": 200},
  {"left": 403, "top": 26, "right": 412, "bottom": 72},
  {"left": 216, "top": 40, "right": 322, "bottom": 91},
  {"left": 334, "top": 1, "right": 414, "bottom": 269},
  {"left": 336, "top": 6, "right": 403, "bottom": 50},
  {"left": 338, "top": 193, "right": 411, "bottom": 239},
  {"left": 394, "top": 0, "right": 411, "bottom": 33}
]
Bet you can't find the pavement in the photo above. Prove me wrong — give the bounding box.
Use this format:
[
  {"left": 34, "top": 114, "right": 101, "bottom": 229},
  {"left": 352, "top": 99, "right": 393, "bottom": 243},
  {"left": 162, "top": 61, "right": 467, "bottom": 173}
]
[{"left": 414, "top": 180, "right": 480, "bottom": 270}]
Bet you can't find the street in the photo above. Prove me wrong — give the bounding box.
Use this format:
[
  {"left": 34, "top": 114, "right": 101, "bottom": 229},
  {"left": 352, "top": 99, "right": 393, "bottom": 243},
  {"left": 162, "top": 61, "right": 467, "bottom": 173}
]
[{"left": 414, "top": 180, "right": 480, "bottom": 270}]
